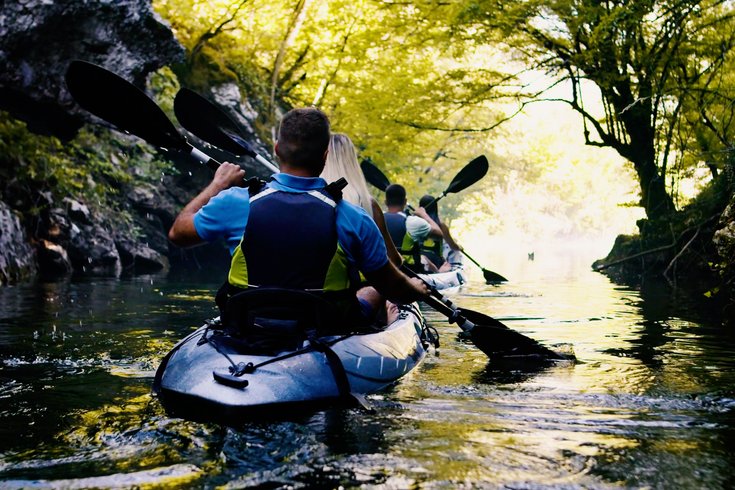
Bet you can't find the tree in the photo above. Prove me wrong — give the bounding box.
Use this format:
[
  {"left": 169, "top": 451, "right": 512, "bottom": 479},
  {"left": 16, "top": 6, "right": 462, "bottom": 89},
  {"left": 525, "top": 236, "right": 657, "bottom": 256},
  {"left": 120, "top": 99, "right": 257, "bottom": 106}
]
[
  {"left": 153, "top": 0, "right": 512, "bottom": 184},
  {"left": 448, "top": 0, "right": 735, "bottom": 220}
]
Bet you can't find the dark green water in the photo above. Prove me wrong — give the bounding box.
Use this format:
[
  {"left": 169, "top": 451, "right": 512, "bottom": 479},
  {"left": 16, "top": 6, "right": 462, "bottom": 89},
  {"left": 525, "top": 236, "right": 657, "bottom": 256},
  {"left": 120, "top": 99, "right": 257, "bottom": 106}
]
[{"left": 1, "top": 254, "right": 734, "bottom": 488}]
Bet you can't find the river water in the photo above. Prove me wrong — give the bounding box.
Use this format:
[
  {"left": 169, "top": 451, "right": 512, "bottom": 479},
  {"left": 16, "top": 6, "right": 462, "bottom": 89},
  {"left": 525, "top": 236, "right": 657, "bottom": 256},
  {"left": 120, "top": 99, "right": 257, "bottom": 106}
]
[{"left": 1, "top": 252, "right": 734, "bottom": 489}]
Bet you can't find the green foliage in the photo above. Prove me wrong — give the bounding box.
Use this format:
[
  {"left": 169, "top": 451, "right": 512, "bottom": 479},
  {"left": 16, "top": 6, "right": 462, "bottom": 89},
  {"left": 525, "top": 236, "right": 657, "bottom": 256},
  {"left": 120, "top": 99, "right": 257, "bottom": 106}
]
[
  {"left": 153, "top": 0, "right": 509, "bottom": 185},
  {"left": 0, "top": 112, "right": 174, "bottom": 217},
  {"left": 151, "top": 0, "right": 734, "bottom": 254},
  {"left": 449, "top": 0, "right": 735, "bottom": 219},
  {"left": 148, "top": 65, "right": 181, "bottom": 123}
]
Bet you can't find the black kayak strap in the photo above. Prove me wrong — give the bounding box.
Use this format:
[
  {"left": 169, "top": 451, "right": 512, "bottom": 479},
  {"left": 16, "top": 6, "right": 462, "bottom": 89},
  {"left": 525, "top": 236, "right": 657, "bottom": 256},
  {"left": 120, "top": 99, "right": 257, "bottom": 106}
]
[
  {"left": 206, "top": 332, "right": 355, "bottom": 400},
  {"left": 309, "top": 337, "right": 352, "bottom": 399}
]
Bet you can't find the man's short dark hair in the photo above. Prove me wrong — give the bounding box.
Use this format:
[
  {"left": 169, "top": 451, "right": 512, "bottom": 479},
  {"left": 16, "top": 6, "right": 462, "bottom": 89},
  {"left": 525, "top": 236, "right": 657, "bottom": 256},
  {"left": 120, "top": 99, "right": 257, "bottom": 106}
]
[
  {"left": 385, "top": 184, "right": 407, "bottom": 206},
  {"left": 276, "top": 108, "right": 330, "bottom": 170}
]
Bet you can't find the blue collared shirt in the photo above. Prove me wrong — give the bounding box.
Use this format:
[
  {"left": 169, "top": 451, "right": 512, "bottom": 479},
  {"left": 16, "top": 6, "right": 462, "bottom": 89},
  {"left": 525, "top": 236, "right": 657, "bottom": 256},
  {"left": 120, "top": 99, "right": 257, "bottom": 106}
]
[{"left": 193, "top": 173, "right": 389, "bottom": 273}]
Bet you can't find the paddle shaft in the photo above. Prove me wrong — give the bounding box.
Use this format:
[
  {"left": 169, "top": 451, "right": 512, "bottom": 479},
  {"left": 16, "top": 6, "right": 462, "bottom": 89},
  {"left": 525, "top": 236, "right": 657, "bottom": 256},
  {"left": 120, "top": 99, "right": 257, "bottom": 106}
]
[
  {"left": 189, "top": 146, "right": 224, "bottom": 172},
  {"left": 418, "top": 192, "right": 446, "bottom": 211},
  {"left": 460, "top": 250, "right": 484, "bottom": 270},
  {"left": 402, "top": 266, "right": 477, "bottom": 331},
  {"left": 421, "top": 293, "right": 475, "bottom": 333}
]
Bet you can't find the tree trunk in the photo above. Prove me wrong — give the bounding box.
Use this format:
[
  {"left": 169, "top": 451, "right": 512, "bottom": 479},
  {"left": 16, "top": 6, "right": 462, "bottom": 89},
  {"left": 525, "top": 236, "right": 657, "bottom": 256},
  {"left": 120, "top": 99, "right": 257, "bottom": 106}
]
[
  {"left": 631, "top": 148, "right": 677, "bottom": 220},
  {"left": 612, "top": 84, "right": 677, "bottom": 221}
]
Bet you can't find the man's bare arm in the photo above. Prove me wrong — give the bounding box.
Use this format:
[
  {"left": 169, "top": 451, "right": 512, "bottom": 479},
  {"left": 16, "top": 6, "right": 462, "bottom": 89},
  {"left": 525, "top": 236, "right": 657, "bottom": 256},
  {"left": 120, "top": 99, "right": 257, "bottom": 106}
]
[
  {"left": 168, "top": 163, "right": 246, "bottom": 247},
  {"left": 363, "top": 261, "right": 428, "bottom": 304},
  {"left": 370, "top": 198, "right": 403, "bottom": 266},
  {"left": 413, "top": 207, "right": 443, "bottom": 238},
  {"left": 440, "top": 222, "right": 461, "bottom": 250}
]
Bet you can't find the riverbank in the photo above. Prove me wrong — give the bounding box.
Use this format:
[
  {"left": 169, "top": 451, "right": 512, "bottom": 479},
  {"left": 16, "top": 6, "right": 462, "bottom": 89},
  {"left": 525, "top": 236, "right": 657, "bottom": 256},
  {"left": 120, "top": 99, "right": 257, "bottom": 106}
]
[{"left": 592, "top": 167, "right": 735, "bottom": 325}]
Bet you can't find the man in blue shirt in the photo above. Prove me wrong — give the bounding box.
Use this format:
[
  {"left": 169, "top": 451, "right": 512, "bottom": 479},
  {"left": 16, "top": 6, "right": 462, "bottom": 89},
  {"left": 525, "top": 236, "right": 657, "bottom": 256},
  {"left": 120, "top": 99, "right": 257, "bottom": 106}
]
[{"left": 168, "top": 107, "right": 427, "bottom": 321}]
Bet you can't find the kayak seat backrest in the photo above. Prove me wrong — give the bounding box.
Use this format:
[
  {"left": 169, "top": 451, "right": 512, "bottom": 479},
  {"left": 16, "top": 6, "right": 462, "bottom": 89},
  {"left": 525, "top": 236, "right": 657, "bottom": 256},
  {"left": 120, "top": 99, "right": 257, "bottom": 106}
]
[{"left": 223, "top": 288, "right": 341, "bottom": 352}]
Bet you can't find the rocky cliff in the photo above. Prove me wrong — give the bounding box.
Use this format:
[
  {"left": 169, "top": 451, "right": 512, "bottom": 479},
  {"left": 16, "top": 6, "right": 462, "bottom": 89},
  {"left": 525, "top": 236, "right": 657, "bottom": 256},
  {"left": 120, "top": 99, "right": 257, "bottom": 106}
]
[{"left": 0, "top": 0, "right": 269, "bottom": 285}]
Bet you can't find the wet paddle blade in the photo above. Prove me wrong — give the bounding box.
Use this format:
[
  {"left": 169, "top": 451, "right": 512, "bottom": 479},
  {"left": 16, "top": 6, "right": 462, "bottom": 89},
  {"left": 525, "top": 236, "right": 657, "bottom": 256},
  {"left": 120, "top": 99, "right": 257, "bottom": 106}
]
[
  {"left": 482, "top": 268, "right": 508, "bottom": 283},
  {"left": 457, "top": 308, "right": 570, "bottom": 360},
  {"left": 65, "top": 60, "right": 186, "bottom": 151},
  {"left": 444, "top": 155, "right": 488, "bottom": 194},
  {"left": 174, "top": 88, "right": 256, "bottom": 158},
  {"left": 360, "top": 159, "right": 391, "bottom": 191}
]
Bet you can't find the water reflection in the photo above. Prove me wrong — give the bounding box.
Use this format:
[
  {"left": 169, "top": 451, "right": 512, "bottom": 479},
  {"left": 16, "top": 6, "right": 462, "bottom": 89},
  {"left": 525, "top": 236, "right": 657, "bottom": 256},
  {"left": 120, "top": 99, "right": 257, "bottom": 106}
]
[{"left": 0, "top": 260, "right": 734, "bottom": 488}]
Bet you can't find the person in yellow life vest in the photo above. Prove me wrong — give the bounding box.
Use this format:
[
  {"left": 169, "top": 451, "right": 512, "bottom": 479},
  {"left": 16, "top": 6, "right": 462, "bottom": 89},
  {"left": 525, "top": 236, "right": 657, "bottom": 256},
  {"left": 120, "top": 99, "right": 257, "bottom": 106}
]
[
  {"left": 383, "top": 184, "right": 443, "bottom": 273},
  {"left": 418, "top": 194, "right": 463, "bottom": 272},
  {"left": 168, "top": 108, "right": 428, "bottom": 326}
]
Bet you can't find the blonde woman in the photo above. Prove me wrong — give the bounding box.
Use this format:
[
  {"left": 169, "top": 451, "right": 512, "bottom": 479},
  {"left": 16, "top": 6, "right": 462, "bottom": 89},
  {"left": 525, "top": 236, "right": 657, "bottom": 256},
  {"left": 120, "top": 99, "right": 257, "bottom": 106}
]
[{"left": 322, "top": 133, "right": 402, "bottom": 266}]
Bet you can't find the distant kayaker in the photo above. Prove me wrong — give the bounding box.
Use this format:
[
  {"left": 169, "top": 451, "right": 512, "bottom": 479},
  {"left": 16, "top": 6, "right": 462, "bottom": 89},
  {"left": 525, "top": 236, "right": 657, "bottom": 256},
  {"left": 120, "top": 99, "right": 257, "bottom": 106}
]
[
  {"left": 383, "top": 184, "right": 443, "bottom": 273},
  {"left": 418, "top": 194, "right": 463, "bottom": 272},
  {"left": 168, "top": 107, "right": 428, "bottom": 325}
]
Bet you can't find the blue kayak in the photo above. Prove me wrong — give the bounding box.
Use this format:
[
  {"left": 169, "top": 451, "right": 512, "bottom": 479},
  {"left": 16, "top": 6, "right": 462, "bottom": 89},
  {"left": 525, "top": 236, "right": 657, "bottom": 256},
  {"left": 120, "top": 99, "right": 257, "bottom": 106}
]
[{"left": 153, "top": 303, "right": 432, "bottom": 421}]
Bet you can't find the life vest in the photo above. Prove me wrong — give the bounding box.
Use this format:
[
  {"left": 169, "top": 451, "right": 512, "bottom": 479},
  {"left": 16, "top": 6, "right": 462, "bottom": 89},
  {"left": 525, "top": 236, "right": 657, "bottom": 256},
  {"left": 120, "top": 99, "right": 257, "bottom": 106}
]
[
  {"left": 221, "top": 180, "right": 358, "bottom": 315},
  {"left": 384, "top": 211, "right": 422, "bottom": 270},
  {"left": 420, "top": 210, "right": 445, "bottom": 268},
  {"left": 421, "top": 210, "right": 442, "bottom": 256},
  {"left": 422, "top": 235, "right": 443, "bottom": 258}
]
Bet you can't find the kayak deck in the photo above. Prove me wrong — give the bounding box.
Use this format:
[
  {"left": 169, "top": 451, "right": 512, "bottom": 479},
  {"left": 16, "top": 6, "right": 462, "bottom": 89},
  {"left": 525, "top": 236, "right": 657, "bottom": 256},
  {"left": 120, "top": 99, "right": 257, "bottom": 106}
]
[
  {"left": 417, "top": 261, "right": 467, "bottom": 291},
  {"left": 154, "top": 304, "right": 430, "bottom": 421}
]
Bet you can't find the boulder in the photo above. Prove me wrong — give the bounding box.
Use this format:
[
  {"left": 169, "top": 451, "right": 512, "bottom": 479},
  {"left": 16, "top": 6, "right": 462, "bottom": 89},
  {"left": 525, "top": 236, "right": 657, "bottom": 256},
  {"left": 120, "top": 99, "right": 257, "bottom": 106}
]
[
  {"left": 63, "top": 198, "right": 92, "bottom": 225},
  {"left": 0, "top": 0, "right": 184, "bottom": 139},
  {"left": 37, "top": 239, "right": 73, "bottom": 277},
  {"left": 126, "top": 183, "right": 177, "bottom": 224},
  {"left": 115, "top": 236, "right": 169, "bottom": 274},
  {"left": 68, "top": 222, "right": 121, "bottom": 277},
  {"left": 0, "top": 201, "right": 36, "bottom": 284}
]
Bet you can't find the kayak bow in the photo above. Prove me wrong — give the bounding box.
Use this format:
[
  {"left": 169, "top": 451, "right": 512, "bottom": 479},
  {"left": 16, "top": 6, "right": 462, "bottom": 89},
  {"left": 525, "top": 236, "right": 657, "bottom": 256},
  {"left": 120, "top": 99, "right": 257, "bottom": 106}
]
[{"left": 154, "top": 303, "right": 431, "bottom": 421}]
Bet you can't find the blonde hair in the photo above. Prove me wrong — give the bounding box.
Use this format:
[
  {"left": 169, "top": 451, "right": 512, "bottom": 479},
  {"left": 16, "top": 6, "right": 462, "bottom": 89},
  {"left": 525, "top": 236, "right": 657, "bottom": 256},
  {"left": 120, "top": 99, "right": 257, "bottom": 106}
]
[{"left": 321, "top": 133, "right": 373, "bottom": 217}]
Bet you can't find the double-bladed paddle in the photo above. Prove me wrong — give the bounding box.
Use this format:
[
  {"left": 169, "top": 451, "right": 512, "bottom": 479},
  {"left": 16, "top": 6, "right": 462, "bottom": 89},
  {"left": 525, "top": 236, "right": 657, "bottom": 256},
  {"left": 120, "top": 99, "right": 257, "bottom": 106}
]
[
  {"left": 360, "top": 158, "right": 391, "bottom": 192},
  {"left": 420, "top": 155, "right": 488, "bottom": 210},
  {"left": 403, "top": 266, "right": 568, "bottom": 360},
  {"left": 173, "top": 88, "right": 279, "bottom": 174},
  {"left": 360, "top": 158, "right": 508, "bottom": 283},
  {"left": 65, "top": 60, "right": 222, "bottom": 172}
]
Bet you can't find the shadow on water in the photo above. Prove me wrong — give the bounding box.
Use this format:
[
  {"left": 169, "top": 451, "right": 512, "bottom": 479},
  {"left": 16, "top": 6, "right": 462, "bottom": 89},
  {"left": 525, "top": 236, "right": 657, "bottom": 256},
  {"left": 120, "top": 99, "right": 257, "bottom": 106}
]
[
  {"left": 471, "top": 357, "right": 569, "bottom": 385},
  {"left": 602, "top": 278, "right": 735, "bottom": 374}
]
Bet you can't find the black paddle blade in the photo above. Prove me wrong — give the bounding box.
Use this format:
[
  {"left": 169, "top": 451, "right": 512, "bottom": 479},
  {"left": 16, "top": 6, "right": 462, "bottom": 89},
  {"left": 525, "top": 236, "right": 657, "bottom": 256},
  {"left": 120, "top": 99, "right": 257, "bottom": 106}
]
[
  {"left": 174, "top": 88, "right": 256, "bottom": 158},
  {"left": 461, "top": 249, "right": 508, "bottom": 283},
  {"left": 457, "top": 308, "right": 571, "bottom": 360},
  {"left": 360, "top": 159, "right": 391, "bottom": 191},
  {"left": 483, "top": 268, "right": 508, "bottom": 283},
  {"left": 65, "top": 60, "right": 185, "bottom": 151},
  {"left": 444, "top": 155, "right": 489, "bottom": 194}
]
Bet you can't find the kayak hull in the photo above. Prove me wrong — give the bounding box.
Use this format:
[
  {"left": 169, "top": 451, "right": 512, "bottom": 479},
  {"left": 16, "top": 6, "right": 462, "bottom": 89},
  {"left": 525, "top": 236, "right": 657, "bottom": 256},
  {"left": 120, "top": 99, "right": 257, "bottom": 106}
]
[
  {"left": 417, "top": 268, "right": 466, "bottom": 290},
  {"left": 154, "top": 305, "right": 428, "bottom": 421}
]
